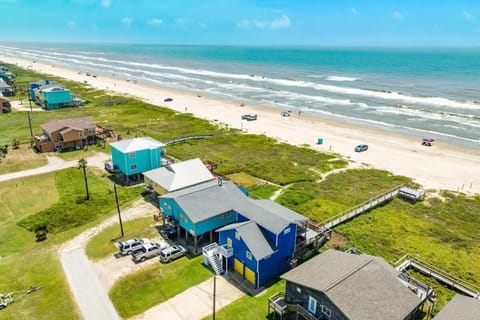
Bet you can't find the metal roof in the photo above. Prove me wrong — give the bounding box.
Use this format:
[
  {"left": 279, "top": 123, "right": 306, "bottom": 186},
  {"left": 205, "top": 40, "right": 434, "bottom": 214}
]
[
  {"left": 143, "top": 158, "right": 214, "bottom": 192},
  {"left": 281, "top": 249, "right": 422, "bottom": 320},
  {"left": 110, "top": 137, "right": 165, "bottom": 153},
  {"left": 433, "top": 294, "right": 480, "bottom": 320},
  {"left": 217, "top": 221, "right": 274, "bottom": 260}
]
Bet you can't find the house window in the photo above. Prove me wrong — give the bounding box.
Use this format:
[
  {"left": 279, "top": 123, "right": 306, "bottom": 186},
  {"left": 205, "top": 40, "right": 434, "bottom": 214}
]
[
  {"left": 129, "top": 152, "right": 136, "bottom": 158},
  {"left": 163, "top": 202, "right": 171, "bottom": 211},
  {"left": 79, "top": 131, "right": 84, "bottom": 137},
  {"left": 88, "top": 128, "right": 95, "bottom": 134},
  {"left": 246, "top": 251, "right": 252, "bottom": 260},
  {"left": 224, "top": 212, "right": 231, "bottom": 219},
  {"left": 130, "top": 164, "right": 137, "bottom": 170},
  {"left": 235, "top": 231, "right": 240, "bottom": 240},
  {"left": 179, "top": 213, "right": 183, "bottom": 220},
  {"left": 296, "top": 286, "right": 302, "bottom": 293},
  {"left": 227, "top": 237, "right": 232, "bottom": 248},
  {"left": 321, "top": 305, "right": 331, "bottom": 318},
  {"left": 307, "top": 296, "right": 317, "bottom": 315},
  {"left": 284, "top": 227, "right": 291, "bottom": 234}
]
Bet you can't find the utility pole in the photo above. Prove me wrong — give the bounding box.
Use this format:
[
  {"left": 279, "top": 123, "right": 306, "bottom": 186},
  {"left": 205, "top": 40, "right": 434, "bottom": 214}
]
[
  {"left": 27, "top": 83, "right": 32, "bottom": 112},
  {"left": 78, "top": 158, "right": 89, "bottom": 200},
  {"left": 27, "top": 112, "right": 33, "bottom": 147},
  {"left": 114, "top": 184, "right": 124, "bottom": 237},
  {"left": 212, "top": 275, "right": 216, "bottom": 320}
]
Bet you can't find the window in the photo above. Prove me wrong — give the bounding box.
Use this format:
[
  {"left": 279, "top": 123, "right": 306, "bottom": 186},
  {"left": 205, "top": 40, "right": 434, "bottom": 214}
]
[
  {"left": 129, "top": 152, "right": 136, "bottom": 158},
  {"left": 284, "top": 227, "right": 291, "bottom": 234},
  {"left": 235, "top": 231, "right": 240, "bottom": 240},
  {"left": 227, "top": 237, "right": 232, "bottom": 248},
  {"left": 130, "top": 164, "right": 137, "bottom": 170},
  {"left": 246, "top": 251, "right": 252, "bottom": 260},
  {"left": 307, "top": 296, "right": 317, "bottom": 315},
  {"left": 321, "top": 305, "right": 331, "bottom": 318},
  {"left": 88, "top": 128, "right": 95, "bottom": 134},
  {"left": 79, "top": 131, "right": 84, "bottom": 137},
  {"left": 224, "top": 212, "right": 231, "bottom": 219},
  {"left": 179, "top": 213, "right": 183, "bottom": 220},
  {"left": 163, "top": 202, "right": 171, "bottom": 211},
  {"left": 296, "top": 287, "right": 302, "bottom": 293}
]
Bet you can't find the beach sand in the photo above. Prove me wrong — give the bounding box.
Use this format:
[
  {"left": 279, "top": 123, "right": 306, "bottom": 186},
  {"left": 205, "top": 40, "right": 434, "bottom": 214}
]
[{"left": 3, "top": 55, "right": 480, "bottom": 194}]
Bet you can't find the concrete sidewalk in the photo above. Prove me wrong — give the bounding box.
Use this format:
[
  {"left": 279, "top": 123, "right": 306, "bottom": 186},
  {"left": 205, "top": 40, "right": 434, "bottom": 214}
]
[{"left": 132, "top": 276, "right": 244, "bottom": 320}]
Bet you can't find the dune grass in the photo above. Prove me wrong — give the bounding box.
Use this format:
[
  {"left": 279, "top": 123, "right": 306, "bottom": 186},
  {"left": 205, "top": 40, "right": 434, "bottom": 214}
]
[
  {"left": 86, "top": 216, "right": 161, "bottom": 260},
  {"left": 0, "top": 144, "right": 47, "bottom": 174},
  {"left": 109, "top": 256, "right": 212, "bottom": 318}
]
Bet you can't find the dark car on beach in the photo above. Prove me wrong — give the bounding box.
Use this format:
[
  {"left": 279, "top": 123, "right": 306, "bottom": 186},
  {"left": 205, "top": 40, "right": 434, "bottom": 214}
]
[
  {"left": 164, "top": 98, "right": 173, "bottom": 102},
  {"left": 241, "top": 114, "right": 257, "bottom": 121},
  {"left": 355, "top": 144, "right": 368, "bottom": 152}
]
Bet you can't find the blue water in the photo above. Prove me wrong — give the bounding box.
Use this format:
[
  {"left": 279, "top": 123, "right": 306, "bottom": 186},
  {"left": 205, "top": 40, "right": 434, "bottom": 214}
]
[{"left": 1, "top": 43, "right": 479, "bottom": 148}]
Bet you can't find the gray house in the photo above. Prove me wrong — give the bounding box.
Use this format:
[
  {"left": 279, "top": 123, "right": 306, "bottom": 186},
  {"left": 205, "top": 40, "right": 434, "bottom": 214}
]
[
  {"left": 269, "top": 249, "right": 432, "bottom": 320},
  {"left": 433, "top": 294, "right": 480, "bottom": 320}
]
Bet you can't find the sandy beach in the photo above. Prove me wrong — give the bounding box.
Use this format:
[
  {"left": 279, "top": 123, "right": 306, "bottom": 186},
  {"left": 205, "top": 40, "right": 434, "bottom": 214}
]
[{"left": 3, "top": 55, "right": 480, "bottom": 194}]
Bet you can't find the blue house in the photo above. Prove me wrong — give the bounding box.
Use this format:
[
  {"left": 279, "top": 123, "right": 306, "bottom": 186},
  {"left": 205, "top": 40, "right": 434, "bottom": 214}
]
[
  {"left": 39, "top": 86, "right": 73, "bottom": 110},
  {"left": 28, "top": 80, "right": 57, "bottom": 102},
  {"left": 215, "top": 199, "right": 308, "bottom": 289},
  {"left": 159, "top": 180, "right": 243, "bottom": 251},
  {"left": 110, "top": 137, "right": 165, "bottom": 182}
]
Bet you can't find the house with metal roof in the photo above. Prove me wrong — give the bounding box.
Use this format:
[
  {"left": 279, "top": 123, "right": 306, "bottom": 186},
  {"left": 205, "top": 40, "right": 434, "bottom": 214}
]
[
  {"left": 28, "top": 79, "right": 57, "bottom": 102},
  {"left": 144, "top": 158, "right": 214, "bottom": 195},
  {"left": 433, "top": 294, "right": 480, "bottom": 320},
  {"left": 0, "top": 79, "right": 15, "bottom": 97},
  {"left": 34, "top": 116, "right": 97, "bottom": 153},
  {"left": 110, "top": 137, "right": 165, "bottom": 182},
  {"left": 269, "top": 249, "right": 432, "bottom": 320},
  {"left": 0, "top": 96, "right": 11, "bottom": 114}
]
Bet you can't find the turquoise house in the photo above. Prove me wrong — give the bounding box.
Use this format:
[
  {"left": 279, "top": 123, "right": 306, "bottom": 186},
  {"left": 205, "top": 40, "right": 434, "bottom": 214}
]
[
  {"left": 39, "top": 86, "right": 73, "bottom": 110},
  {"left": 110, "top": 137, "right": 165, "bottom": 182}
]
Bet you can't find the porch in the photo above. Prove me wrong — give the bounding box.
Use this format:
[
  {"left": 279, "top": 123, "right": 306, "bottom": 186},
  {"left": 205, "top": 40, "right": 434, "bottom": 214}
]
[{"left": 268, "top": 292, "right": 319, "bottom": 320}]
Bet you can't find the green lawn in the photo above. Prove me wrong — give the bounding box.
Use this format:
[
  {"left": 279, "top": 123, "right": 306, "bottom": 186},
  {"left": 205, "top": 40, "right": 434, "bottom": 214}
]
[
  {"left": 0, "top": 144, "right": 47, "bottom": 174},
  {"left": 206, "top": 280, "right": 285, "bottom": 320},
  {"left": 0, "top": 173, "right": 81, "bottom": 320},
  {"left": 248, "top": 183, "right": 280, "bottom": 199},
  {"left": 86, "top": 216, "right": 162, "bottom": 260},
  {"left": 109, "top": 256, "right": 212, "bottom": 318}
]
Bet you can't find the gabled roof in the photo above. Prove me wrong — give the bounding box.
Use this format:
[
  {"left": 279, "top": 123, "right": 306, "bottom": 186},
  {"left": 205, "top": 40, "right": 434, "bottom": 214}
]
[
  {"left": 41, "top": 116, "right": 96, "bottom": 134},
  {"left": 110, "top": 137, "right": 165, "bottom": 153},
  {"left": 217, "top": 221, "right": 274, "bottom": 260},
  {"left": 161, "top": 181, "right": 246, "bottom": 223},
  {"left": 143, "top": 158, "right": 214, "bottom": 192},
  {"left": 250, "top": 200, "right": 308, "bottom": 226},
  {"left": 433, "top": 294, "right": 480, "bottom": 320},
  {"left": 281, "top": 249, "right": 422, "bottom": 320}
]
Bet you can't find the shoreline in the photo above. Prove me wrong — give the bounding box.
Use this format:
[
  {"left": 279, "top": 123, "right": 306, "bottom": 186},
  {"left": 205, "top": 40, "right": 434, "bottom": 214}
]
[{"left": 2, "top": 55, "right": 480, "bottom": 194}]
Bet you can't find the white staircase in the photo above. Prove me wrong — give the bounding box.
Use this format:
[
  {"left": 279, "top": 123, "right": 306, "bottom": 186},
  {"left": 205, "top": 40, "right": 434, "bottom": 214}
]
[{"left": 207, "top": 252, "right": 224, "bottom": 275}]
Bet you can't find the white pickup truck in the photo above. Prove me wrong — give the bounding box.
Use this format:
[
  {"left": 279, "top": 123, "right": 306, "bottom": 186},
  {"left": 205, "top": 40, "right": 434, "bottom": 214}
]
[{"left": 132, "top": 242, "right": 166, "bottom": 263}]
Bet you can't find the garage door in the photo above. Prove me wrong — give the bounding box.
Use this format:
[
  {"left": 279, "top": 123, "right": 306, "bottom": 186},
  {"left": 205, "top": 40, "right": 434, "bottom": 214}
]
[
  {"left": 244, "top": 266, "right": 256, "bottom": 285},
  {"left": 234, "top": 259, "right": 243, "bottom": 275}
]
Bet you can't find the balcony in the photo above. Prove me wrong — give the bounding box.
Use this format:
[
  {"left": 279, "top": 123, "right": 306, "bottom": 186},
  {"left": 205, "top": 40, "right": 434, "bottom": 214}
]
[{"left": 268, "top": 292, "right": 319, "bottom": 320}]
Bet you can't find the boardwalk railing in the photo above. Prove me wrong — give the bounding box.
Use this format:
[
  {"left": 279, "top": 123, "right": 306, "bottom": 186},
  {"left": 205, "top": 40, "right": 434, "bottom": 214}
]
[
  {"left": 395, "top": 254, "right": 480, "bottom": 299},
  {"left": 164, "top": 133, "right": 218, "bottom": 146},
  {"left": 320, "top": 184, "right": 406, "bottom": 229}
]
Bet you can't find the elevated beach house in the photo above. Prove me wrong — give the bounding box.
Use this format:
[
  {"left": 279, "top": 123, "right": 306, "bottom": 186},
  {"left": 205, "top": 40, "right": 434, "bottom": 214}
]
[
  {"left": 0, "top": 96, "right": 11, "bottom": 113},
  {"left": 159, "top": 178, "right": 325, "bottom": 289},
  {"left": 433, "top": 294, "right": 480, "bottom": 319},
  {"left": 144, "top": 158, "right": 215, "bottom": 196},
  {"left": 28, "top": 79, "right": 57, "bottom": 102},
  {"left": 0, "top": 79, "right": 15, "bottom": 97},
  {"left": 34, "top": 116, "right": 97, "bottom": 153},
  {"left": 110, "top": 137, "right": 165, "bottom": 182},
  {"left": 269, "top": 249, "right": 433, "bottom": 320}
]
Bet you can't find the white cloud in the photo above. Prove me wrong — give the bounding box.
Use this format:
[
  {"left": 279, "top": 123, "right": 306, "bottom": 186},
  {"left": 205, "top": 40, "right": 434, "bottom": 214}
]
[
  {"left": 350, "top": 8, "right": 358, "bottom": 16},
  {"left": 464, "top": 10, "right": 475, "bottom": 22},
  {"left": 392, "top": 10, "right": 403, "bottom": 20},
  {"left": 67, "top": 20, "right": 76, "bottom": 29},
  {"left": 100, "top": 0, "right": 111, "bottom": 8},
  {"left": 148, "top": 18, "right": 163, "bottom": 25},
  {"left": 238, "top": 14, "right": 291, "bottom": 30},
  {"left": 271, "top": 14, "right": 290, "bottom": 29},
  {"left": 121, "top": 17, "right": 132, "bottom": 26}
]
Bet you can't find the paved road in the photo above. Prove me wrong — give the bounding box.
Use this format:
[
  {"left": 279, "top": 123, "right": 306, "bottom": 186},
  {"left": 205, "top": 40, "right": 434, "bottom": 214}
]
[{"left": 0, "top": 153, "right": 109, "bottom": 182}]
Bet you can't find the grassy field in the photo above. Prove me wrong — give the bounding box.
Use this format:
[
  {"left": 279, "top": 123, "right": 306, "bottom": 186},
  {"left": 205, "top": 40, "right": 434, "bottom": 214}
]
[
  {"left": 109, "top": 256, "right": 212, "bottom": 318},
  {"left": 86, "top": 216, "right": 161, "bottom": 260},
  {"left": 17, "top": 167, "right": 141, "bottom": 234},
  {"left": 0, "top": 143, "right": 47, "bottom": 174},
  {"left": 0, "top": 173, "right": 81, "bottom": 320}
]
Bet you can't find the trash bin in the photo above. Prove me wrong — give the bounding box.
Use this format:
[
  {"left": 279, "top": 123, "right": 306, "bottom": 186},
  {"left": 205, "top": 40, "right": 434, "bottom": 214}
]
[{"left": 317, "top": 138, "right": 323, "bottom": 145}]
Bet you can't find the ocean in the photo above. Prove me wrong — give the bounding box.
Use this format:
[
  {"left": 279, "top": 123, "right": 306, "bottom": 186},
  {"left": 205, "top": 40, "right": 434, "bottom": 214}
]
[{"left": 1, "top": 43, "right": 479, "bottom": 148}]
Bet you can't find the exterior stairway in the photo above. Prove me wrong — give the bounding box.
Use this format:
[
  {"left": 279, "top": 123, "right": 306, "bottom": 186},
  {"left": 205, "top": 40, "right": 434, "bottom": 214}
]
[{"left": 207, "top": 251, "right": 224, "bottom": 275}]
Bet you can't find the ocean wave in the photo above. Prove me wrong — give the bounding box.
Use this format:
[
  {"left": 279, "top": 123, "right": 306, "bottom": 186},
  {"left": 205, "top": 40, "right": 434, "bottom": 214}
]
[{"left": 325, "top": 76, "right": 359, "bottom": 82}]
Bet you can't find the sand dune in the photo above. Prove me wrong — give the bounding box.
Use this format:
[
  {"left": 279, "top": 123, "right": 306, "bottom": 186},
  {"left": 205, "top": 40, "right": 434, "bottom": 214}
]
[{"left": 3, "top": 55, "right": 480, "bottom": 194}]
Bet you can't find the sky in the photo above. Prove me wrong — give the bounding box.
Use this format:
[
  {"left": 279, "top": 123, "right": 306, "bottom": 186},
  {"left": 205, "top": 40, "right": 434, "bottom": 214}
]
[{"left": 0, "top": 0, "right": 479, "bottom": 47}]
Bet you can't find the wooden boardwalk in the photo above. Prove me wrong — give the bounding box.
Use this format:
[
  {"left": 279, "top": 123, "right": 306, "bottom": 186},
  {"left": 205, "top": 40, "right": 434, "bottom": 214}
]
[
  {"left": 320, "top": 184, "right": 405, "bottom": 230},
  {"left": 164, "top": 133, "right": 218, "bottom": 146},
  {"left": 395, "top": 254, "right": 480, "bottom": 299}
]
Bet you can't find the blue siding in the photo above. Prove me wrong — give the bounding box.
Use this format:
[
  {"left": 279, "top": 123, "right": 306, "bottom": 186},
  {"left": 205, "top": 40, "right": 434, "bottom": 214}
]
[
  {"left": 111, "top": 146, "right": 163, "bottom": 176},
  {"left": 111, "top": 146, "right": 127, "bottom": 174},
  {"left": 196, "top": 211, "right": 237, "bottom": 235}
]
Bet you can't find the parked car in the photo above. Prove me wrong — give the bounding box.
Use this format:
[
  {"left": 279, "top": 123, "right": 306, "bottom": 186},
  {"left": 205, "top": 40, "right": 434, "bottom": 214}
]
[
  {"left": 281, "top": 111, "right": 291, "bottom": 117},
  {"left": 132, "top": 242, "right": 166, "bottom": 263},
  {"left": 104, "top": 162, "right": 120, "bottom": 173},
  {"left": 164, "top": 98, "right": 173, "bottom": 102},
  {"left": 160, "top": 227, "right": 178, "bottom": 240},
  {"left": 241, "top": 114, "right": 257, "bottom": 121},
  {"left": 355, "top": 144, "right": 369, "bottom": 152},
  {"left": 115, "top": 238, "right": 150, "bottom": 255},
  {"left": 159, "top": 245, "right": 187, "bottom": 263}
]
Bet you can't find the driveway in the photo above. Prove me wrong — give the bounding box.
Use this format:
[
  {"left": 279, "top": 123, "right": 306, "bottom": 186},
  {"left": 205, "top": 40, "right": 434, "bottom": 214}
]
[
  {"left": 0, "top": 152, "right": 109, "bottom": 183},
  {"left": 59, "top": 199, "right": 158, "bottom": 320}
]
